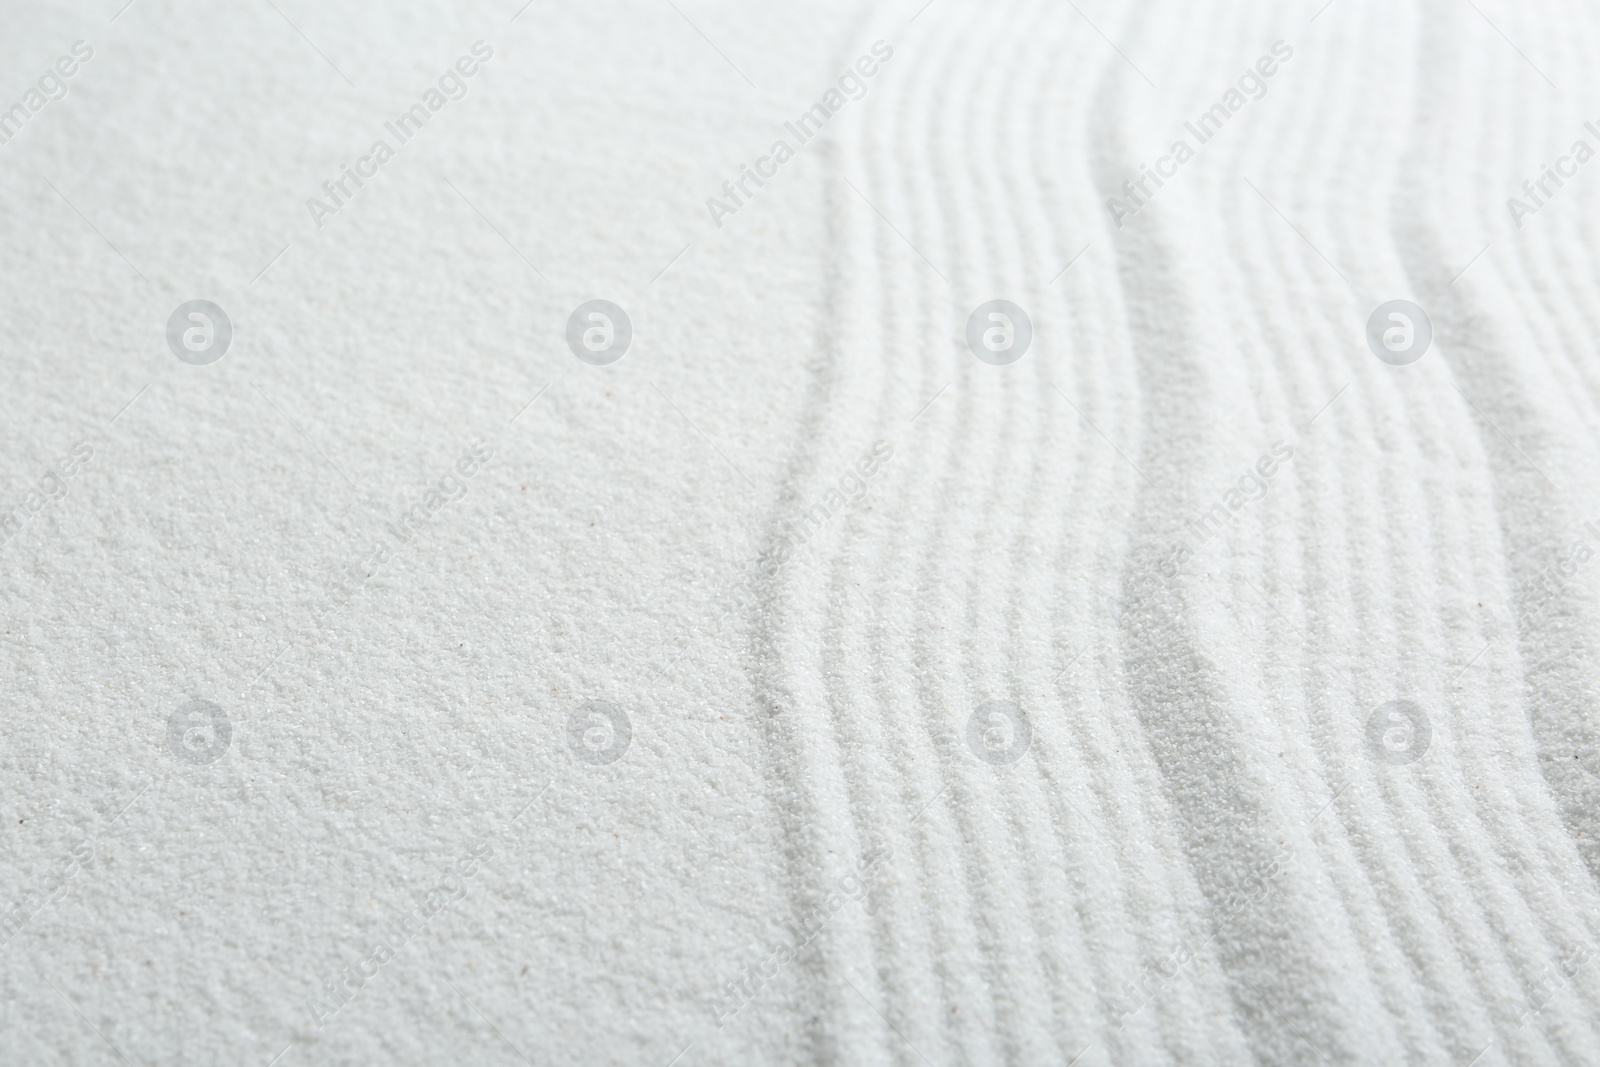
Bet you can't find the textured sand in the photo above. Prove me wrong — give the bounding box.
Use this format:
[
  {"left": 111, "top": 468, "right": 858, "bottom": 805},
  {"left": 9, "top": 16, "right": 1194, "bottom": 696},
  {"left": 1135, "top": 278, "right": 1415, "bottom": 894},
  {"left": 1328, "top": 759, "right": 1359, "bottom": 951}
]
[{"left": 3, "top": 0, "right": 1600, "bottom": 1064}]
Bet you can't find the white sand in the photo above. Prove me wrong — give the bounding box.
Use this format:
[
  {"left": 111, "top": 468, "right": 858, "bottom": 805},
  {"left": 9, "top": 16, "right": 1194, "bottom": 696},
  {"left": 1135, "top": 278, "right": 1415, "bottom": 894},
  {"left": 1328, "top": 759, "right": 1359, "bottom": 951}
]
[{"left": 3, "top": 0, "right": 1600, "bottom": 1063}]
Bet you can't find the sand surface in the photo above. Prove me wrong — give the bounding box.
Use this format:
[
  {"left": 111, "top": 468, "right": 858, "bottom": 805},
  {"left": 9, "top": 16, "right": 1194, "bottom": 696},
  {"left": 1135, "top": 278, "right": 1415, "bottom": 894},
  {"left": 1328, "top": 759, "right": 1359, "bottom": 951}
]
[{"left": 4, "top": 0, "right": 1600, "bottom": 1063}]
